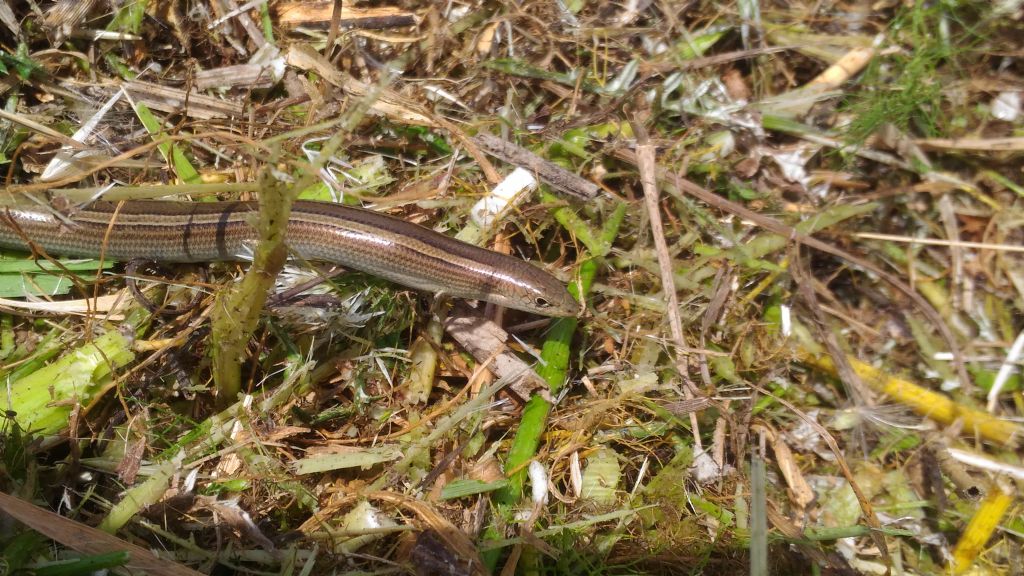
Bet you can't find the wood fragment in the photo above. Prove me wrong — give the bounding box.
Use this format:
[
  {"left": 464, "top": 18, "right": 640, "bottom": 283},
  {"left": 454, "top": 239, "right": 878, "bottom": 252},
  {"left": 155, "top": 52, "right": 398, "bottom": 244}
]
[
  {"left": 756, "top": 424, "right": 816, "bottom": 509},
  {"left": 284, "top": 43, "right": 347, "bottom": 86},
  {"left": 471, "top": 133, "right": 601, "bottom": 200},
  {"left": 216, "top": 0, "right": 268, "bottom": 49},
  {"left": 762, "top": 42, "right": 877, "bottom": 117},
  {"left": 123, "top": 80, "right": 246, "bottom": 119},
  {"left": 276, "top": 4, "right": 419, "bottom": 29},
  {"left": 325, "top": 0, "right": 344, "bottom": 58},
  {"left": 805, "top": 45, "right": 877, "bottom": 91},
  {"left": 443, "top": 303, "right": 551, "bottom": 403},
  {"left": 749, "top": 381, "right": 892, "bottom": 566},
  {"left": 194, "top": 64, "right": 280, "bottom": 90}
]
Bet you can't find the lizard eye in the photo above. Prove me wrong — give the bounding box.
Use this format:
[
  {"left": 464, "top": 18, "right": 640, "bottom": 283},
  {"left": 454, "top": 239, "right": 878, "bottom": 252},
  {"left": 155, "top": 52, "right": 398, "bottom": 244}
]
[{"left": 534, "top": 296, "right": 552, "bottom": 308}]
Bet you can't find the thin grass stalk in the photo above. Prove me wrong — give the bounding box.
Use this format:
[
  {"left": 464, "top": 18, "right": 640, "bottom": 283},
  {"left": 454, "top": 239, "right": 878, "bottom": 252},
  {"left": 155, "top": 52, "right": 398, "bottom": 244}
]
[{"left": 750, "top": 454, "right": 768, "bottom": 576}]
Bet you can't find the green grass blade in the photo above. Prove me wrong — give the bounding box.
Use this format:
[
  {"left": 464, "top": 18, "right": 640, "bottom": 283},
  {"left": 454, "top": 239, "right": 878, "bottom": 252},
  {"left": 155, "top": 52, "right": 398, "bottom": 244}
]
[
  {"left": 33, "top": 552, "right": 130, "bottom": 576},
  {"left": 131, "top": 101, "right": 201, "bottom": 184}
]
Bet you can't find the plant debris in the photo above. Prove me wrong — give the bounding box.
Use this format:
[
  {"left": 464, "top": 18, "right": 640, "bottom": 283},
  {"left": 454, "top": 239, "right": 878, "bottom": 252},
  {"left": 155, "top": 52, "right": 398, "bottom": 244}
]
[{"left": 1, "top": 1, "right": 1022, "bottom": 575}]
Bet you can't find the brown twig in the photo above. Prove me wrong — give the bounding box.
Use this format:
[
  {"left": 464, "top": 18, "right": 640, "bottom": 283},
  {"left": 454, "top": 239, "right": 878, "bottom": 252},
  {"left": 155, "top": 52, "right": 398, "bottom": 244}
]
[
  {"left": 325, "top": 0, "right": 344, "bottom": 61},
  {"left": 629, "top": 114, "right": 704, "bottom": 455},
  {"left": 471, "top": 132, "right": 600, "bottom": 199},
  {"left": 277, "top": 4, "right": 419, "bottom": 30}
]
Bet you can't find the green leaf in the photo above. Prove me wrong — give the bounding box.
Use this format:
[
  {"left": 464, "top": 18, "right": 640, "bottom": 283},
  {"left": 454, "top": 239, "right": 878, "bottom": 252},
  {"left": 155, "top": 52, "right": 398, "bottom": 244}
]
[
  {"left": 0, "top": 258, "right": 113, "bottom": 273},
  {"left": 0, "top": 258, "right": 116, "bottom": 297},
  {"left": 483, "top": 58, "right": 599, "bottom": 92},
  {"left": 673, "top": 28, "right": 726, "bottom": 61},
  {"left": 440, "top": 478, "right": 509, "bottom": 500},
  {"left": 33, "top": 552, "right": 130, "bottom": 576},
  {"left": 0, "top": 44, "right": 40, "bottom": 80},
  {"left": 131, "top": 101, "right": 201, "bottom": 184}
]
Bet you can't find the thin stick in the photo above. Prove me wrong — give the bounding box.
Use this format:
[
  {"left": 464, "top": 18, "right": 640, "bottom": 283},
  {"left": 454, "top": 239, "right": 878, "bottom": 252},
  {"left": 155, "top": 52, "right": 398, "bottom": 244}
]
[
  {"left": 325, "top": 0, "right": 343, "bottom": 61},
  {"left": 855, "top": 232, "right": 1024, "bottom": 253},
  {"left": 471, "top": 133, "right": 600, "bottom": 199},
  {"left": 630, "top": 117, "right": 703, "bottom": 452}
]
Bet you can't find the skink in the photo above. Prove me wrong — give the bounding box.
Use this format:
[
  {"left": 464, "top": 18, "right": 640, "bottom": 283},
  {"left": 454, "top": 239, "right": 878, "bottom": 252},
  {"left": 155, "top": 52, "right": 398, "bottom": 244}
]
[{"left": 0, "top": 200, "right": 577, "bottom": 317}]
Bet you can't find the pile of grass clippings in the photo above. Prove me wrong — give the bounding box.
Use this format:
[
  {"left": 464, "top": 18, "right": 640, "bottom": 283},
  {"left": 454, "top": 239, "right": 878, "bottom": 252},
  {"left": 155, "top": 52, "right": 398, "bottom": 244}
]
[{"left": 0, "top": 1, "right": 1022, "bottom": 575}]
